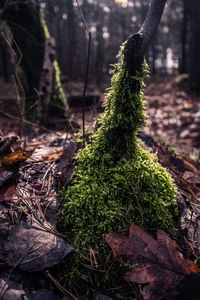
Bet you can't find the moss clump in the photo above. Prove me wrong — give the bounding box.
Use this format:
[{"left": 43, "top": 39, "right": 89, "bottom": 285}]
[{"left": 61, "top": 45, "right": 178, "bottom": 282}]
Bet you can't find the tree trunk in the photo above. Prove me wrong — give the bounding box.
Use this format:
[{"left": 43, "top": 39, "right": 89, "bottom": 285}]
[
  {"left": 179, "top": 0, "right": 188, "bottom": 74},
  {"left": 0, "top": 0, "right": 68, "bottom": 120},
  {"left": 125, "top": 0, "right": 167, "bottom": 82},
  {"left": 1, "top": 0, "right": 44, "bottom": 104},
  {"left": 188, "top": 0, "right": 200, "bottom": 95},
  {"left": 66, "top": 0, "right": 77, "bottom": 80}
]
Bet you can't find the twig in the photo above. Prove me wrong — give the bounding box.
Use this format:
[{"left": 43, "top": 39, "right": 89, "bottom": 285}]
[
  {"left": 75, "top": 0, "right": 89, "bottom": 36},
  {"left": 1, "top": 30, "right": 27, "bottom": 149},
  {"left": 45, "top": 270, "right": 78, "bottom": 300},
  {"left": 82, "top": 31, "right": 91, "bottom": 145},
  {"left": 74, "top": 0, "right": 91, "bottom": 145}
]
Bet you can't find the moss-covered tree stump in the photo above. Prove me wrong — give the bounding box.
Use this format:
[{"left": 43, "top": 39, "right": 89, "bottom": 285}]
[{"left": 61, "top": 40, "right": 178, "bottom": 288}]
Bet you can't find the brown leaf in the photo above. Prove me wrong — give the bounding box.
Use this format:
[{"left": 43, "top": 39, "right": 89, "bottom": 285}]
[
  {"left": 106, "top": 224, "right": 200, "bottom": 300},
  {"left": 42, "top": 149, "right": 63, "bottom": 161},
  {"left": 3, "top": 221, "right": 73, "bottom": 272},
  {"left": 2, "top": 150, "right": 30, "bottom": 166}
]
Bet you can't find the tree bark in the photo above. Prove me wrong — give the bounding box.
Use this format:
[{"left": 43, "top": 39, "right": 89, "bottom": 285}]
[{"left": 124, "top": 0, "right": 167, "bottom": 90}]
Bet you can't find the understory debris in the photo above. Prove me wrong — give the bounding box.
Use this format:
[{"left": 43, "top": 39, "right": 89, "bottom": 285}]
[
  {"left": 1, "top": 107, "right": 200, "bottom": 298},
  {"left": 0, "top": 134, "right": 75, "bottom": 299}
]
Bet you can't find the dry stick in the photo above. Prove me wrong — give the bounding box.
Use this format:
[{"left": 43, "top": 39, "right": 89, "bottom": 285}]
[
  {"left": 82, "top": 32, "right": 91, "bottom": 145},
  {"left": 13, "top": 75, "right": 27, "bottom": 149},
  {"left": 75, "top": 0, "right": 91, "bottom": 145},
  {"left": 45, "top": 270, "right": 78, "bottom": 300},
  {"left": 75, "top": 0, "right": 89, "bottom": 35},
  {"left": 1, "top": 31, "right": 27, "bottom": 149},
  {"left": 9, "top": 37, "right": 27, "bottom": 149}
]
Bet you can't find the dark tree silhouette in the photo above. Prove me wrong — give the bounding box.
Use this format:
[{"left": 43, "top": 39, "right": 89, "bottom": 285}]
[
  {"left": 0, "top": 0, "right": 68, "bottom": 120},
  {"left": 188, "top": 0, "right": 200, "bottom": 95}
]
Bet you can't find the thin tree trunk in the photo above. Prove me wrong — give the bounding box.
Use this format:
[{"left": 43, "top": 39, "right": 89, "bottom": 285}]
[
  {"left": 188, "top": 0, "right": 200, "bottom": 95},
  {"left": 66, "top": 0, "right": 77, "bottom": 80},
  {"left": 179, "top": 0, "right": 188, "bottom": 74},
  {"left": 125, "top": 0, "right": 167, "bottom": 84}
]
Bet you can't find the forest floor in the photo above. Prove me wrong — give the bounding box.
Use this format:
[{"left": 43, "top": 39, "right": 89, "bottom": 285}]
[
  {"left": 0, "top": 76, "right": 200, "bottom": 299},
  {"left": 1, "top": 75, "right": 200, "bottom": 157}
]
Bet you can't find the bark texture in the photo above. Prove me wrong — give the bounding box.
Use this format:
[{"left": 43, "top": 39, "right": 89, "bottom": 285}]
[{"left": 125, "top": 0, "right": 167, "bottom": 92}]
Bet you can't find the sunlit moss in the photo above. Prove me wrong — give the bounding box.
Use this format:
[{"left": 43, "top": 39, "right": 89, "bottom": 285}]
[
  {"left": 40, "top": 13, "right": 68, "bottom": 112},
  {"left": 61, "top": 44, "right": 178, "bottom": 285},
  {"left": 52, "top": 60, "right": 68, "bottom": 111},
  {"left": 40, "top": 13, "right": 50, "bottom": 38}
]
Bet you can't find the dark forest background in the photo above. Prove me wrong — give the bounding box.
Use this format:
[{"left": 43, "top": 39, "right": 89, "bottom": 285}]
[{"left": 0, "top": 0, "right": 199, "bottom": 94}]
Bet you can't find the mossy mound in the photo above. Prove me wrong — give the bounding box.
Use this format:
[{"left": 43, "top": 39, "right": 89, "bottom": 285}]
[{"left": 61, "top": 45, "right": 178, "bottom": 281}]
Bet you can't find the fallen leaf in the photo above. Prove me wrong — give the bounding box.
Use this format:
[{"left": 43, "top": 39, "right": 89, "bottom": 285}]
[
  {"left": 42, "top": 149, "right": 63, "bottom": 161},
  {"left": 3, "top": 221, "right": 73, "bottom": 272},
  {"left": 0, "top": 279, "right": 27, "bottom": 300},
  {"left": 106, "top": 224, "right": 200, "bottom": 300},
  {"left": 2, "top": 150, "right": 30, "bottom": 166}
]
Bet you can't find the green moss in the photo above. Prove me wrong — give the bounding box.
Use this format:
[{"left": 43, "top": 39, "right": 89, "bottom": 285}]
[
  {"left": 40, "top": 13, "right": 68, "bottom": 114},
  {"left": 61, "top": 44, "right": 178, "bottom": 288},
  {"left": 51, "top": 60, "right": 69, "bottom": 112},
  {"left": 40, "top": 13, "right": 50, "bottom": 38}
]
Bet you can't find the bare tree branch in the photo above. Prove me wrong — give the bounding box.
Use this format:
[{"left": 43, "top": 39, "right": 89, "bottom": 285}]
[
  {"left": 140, "top": 0, "right": 167, "bottom": 52},
  {"left": 125, "top": 0, "right": 167, "bottom": 78}
]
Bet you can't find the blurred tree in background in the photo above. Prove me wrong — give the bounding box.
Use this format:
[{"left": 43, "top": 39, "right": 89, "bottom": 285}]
[
  {"left": 0, "top": 0, "right": 200, "bottom": 95},
  {"left": 0, "top": 0, "right": 67, "bottom": 120},
  {"left": 188, "top": 0, "right": 200, "bottom": 95}
]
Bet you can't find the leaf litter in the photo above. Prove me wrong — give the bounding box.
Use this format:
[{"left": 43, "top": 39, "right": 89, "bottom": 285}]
[
  {"left": 1, "top": 79, "right": 200, "bottom": 298},
  {"left": 0, "top": 133, "right": 75, "bottom": 299},
  {"left": 106, "top": 224, "right": 200, "bottom": 300}
]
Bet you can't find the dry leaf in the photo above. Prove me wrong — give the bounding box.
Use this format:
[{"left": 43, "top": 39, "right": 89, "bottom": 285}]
[
  {"left": 2, "top": 150, "right": 29, "bottom": 166},
  {"left": 42, "top": 149, "right": 63, "bottom": 161},
  {"left": 3, "top": 221, "right": 73, "bottom": 272},
  {"left": 106, "top": 224, "right": 200, "bottom": 300}
]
